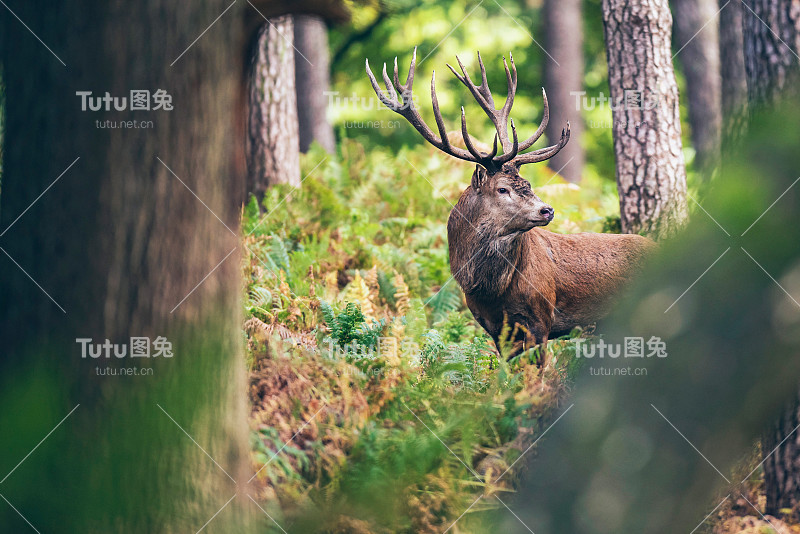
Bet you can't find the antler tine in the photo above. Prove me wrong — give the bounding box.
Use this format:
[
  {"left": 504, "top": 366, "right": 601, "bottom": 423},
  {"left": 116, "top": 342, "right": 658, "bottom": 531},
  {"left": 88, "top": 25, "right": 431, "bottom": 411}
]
[
  {"left": 499, "top": 53, "right": 517, "bottom": 119},
  {"left": 487, "top": 53, "right": 518, "bottom": 159},
  {"left": 517, "top": 87, "right": 550, "bottom": 151},
  {"left": 381, "top": 63, "right": 398, "bottom": 102},
  {"left": 494, "top": 118, "right": 519, "bottom": 164},
  {"left": 513, "top": 122, "right": 571, "bottom": 167},
  {"left": 475, "top": 51, "right": 495, "bottom": 108},
  {"left": 393, "top": 57, "right": 401, "bottom": 90},
  {"left": 460, "top": 107, "right": 486, "bottom": 161},
  {"left": 405, "top": 47, "right": 417, "bottom": 89},
  {"left": 430, "top": 70, "right": 451, "bottom": 148}
]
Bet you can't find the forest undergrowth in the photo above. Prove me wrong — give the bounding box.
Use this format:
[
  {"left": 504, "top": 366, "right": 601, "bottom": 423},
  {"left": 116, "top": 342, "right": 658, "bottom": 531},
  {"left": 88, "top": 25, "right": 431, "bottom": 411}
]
[{"left": 239, "top": 141, "right": 782, "bottom": 533}]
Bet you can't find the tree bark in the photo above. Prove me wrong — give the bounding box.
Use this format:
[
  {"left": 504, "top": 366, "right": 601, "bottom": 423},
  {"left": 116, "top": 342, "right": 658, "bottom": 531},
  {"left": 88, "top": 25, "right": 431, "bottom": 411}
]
[
  {"left": 742, "top": 0, "right": 800, "bottom": 517},
  {"left": 247, "top": 16, "right": 301, "bottom": 199},
  {"left": 0, "top": 2, "right": 255, "bottom": 532},
  {"left": 719, "top": 0, "right": 749, "bottom": 150},
  {"left": 672, "top": 0, "right": 722, "bottom": 174},
  {"left": 247, "top": 0, "right": 349, "bottom": 22},
  {"left": 542, "top": 0, "right": 585, "bottom": 183},
  {"left": 742, "top": 0, "right": 800, "bottom": 104},
  {"left": 294, "top": 15, "right": 336, "bottom": 153},
  {"left": 602, "top": 0, "right": 689, "bottom": 237},
  {"left": 764, "top": 392, "right": 800, "bottom": 515}
]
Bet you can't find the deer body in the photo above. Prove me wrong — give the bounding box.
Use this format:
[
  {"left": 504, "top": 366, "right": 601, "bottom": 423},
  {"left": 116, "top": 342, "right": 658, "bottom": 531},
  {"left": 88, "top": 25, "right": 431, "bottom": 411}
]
[
  {"left": 448, "top": 184, "right": 654, "bottom": 351},
  {"left": 367, "top": 49, "right": 654, "bottom": 358}
]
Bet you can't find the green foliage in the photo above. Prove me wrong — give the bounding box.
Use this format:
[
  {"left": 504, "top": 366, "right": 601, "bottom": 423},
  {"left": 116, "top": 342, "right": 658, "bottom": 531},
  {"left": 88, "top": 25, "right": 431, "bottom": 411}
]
[
  {"left": 602, "top": 214, "right": 622, "bottom": 234},
  {"left": 419, "top": 329, "right": 446, "bottom": 368},
  {"left": 246, "top": 286, "right": 273, "bottom": 322},
  {"left": 435, "top": 309, "right": 479, "bottom": 343},
  {"left": 252, "top": 427, "right": 310, "bottom": 484},
  {"left": 425, "top": 283, "right": 462, "bottom": 324},
  {"left": 320, "top": 300, "right": 385, "bottom": 348}
]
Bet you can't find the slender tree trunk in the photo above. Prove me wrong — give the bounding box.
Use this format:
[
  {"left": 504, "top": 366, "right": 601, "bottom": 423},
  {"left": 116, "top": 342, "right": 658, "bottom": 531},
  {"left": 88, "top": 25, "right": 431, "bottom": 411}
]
[
  {"left": 672, "top": 0, "right": 722, "bottom": 174},
  {"left": 0, "top": 2, "right": 256, "bottom": 532},
  {"left": 247, "top": 16, "right": 301, "bottom": 199},
  {"left": 742, "top": 0, "right": 800, "bottom": 517},
  {"left": 542, "top": 0, "right": 585, "bottom": 183},
  {"left": 602, "top": 0, "right": 689, "bottom": 237},
  {"left": 719, "top": 0, "right": 748, "bottom": 150},
  {"left": 294, "top": 15, "right": 336, "bottom": 153}
]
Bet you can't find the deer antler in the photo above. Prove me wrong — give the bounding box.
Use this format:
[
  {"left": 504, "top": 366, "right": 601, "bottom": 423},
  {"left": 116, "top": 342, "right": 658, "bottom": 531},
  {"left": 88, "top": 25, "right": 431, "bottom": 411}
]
[
  {"left": 366, "top": 49, "right": 570, "bottom": 173},
  {"left": 366, "top": 47, "right": 498, "bottom": 169}
]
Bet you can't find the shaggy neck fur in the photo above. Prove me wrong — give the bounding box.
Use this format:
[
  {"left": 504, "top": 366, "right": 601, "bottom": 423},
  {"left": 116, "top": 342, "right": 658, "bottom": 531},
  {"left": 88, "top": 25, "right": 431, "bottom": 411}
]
[{"left": 447, "top": 189, "right": 525, "bottom": 297}]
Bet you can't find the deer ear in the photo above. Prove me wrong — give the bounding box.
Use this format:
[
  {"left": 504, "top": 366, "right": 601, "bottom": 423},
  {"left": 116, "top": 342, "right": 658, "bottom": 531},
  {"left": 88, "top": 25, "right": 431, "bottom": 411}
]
[{"left": 471, "top": 166, "right": 487, "bottom": 192}]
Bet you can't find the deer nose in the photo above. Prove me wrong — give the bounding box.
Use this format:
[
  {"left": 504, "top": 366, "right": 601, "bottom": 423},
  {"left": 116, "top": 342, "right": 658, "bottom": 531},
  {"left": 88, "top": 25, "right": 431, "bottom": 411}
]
[{"left": 539, "top": 206, "right": 555, "bottom": 220}]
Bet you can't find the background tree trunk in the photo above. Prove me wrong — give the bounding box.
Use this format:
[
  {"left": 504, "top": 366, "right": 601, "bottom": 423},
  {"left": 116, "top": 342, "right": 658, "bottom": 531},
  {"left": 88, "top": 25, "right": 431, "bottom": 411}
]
[
  {"left": 719, "top": 0, "right": 748, "bottom": 150},
  {"left": 247, "top": 16, "right": 301, "bottom": 199},
  {"left": 0, "top": 2, "right": 256, "bottom": 532},
  {"left": 742, "top": 0, "right": 800, "bottom": 517},
  {"left": 742, "top": 0, "right": 800, "bottom": 104},
  {"left": 542, "top": 0, "right": 585, "bottom": 183},
  {"left": 294, "top": 15, "right": 336, "bottom": 153},
  {"left": 672, "top": 0, "right": 722, "bottom": 174},
  {"left": 602, "top": 0, "right": 689, "bottom": 237}
]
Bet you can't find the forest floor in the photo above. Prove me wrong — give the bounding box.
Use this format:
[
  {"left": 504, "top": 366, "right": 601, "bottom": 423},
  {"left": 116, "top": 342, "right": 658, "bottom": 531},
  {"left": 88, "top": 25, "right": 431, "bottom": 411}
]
[{"left": 241, "top": 142, "right": 796, "bottom": 533}]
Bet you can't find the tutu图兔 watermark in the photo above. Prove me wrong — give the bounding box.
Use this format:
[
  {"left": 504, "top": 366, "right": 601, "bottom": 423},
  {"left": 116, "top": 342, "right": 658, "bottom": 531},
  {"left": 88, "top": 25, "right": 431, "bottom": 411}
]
[
  {"left": 575, "top": 336, "right": 667, "bottom": 359},
  {"left": 577, "top": 336, "right": 667, "bottom": 378},
  {"left": 325, "top": 90, "right": 418, "bottom": 113},
  {"left": 76, "top": 89, "right": 173, "bottom": 129},
  {"left": 571, "top": 90, "right": 660, "bottom": 130},
  {"left": 326, "top": 90, "right": 408, "bottom": 129},
  {"left": 76, "top": 336, "right": 173, "bottom": 359},
  {"left": 76, "top": 90, "right": 174, "bottom": 111},
  {"left": 320, "top": 336, "right": 420, "bottom": 363},
  {"left": 570, "top": 90, "right": 660, "bottom": 112},
  {"left": 77, "top": 336, "right": 172, "bottom": 377}
]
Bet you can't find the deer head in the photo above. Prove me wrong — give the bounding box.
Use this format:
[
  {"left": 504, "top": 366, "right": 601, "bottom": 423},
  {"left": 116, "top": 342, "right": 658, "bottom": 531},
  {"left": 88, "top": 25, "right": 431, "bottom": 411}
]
[{"left": 366, "top": 48, "right": 569, "bottom": 236}]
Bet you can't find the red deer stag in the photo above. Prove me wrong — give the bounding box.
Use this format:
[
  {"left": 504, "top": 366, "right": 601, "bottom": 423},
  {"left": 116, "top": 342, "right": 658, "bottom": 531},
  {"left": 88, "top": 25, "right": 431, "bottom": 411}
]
[{"left": 366, "top": 49, "right": 654, "bottom": 360}]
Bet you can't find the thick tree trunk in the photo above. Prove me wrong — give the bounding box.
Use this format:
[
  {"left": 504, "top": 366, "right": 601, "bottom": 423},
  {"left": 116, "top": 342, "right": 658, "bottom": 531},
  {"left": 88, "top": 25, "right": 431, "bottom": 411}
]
[
  {"left": 764, "top": 393, "right": 800, "bottom": 515},
  {"left": 542, "top": 0, "right": 585, "bottom": 183},
  {"left": 719, "top": 0, "right": 748, "bottom": 149},
  {"left": 602, "top": 0, "right": 689, "bottom": 237},
  {"left": 294, "top": 15, "right": 336, "bottom": 153},
  {"left": 742, "top": 0, "right": 800, "bottom": 104},
  {"left": 247, "top": 16, "right": 301, "bottom": 199},
  {"left": 743, "top": 0, "right": 800, "bottom": 517},
  {"left": 672, "top": 0, "right": 722, "bottom": 174},
  {"left": 0, "top": 2, "right": 256, "bottom": 532}
]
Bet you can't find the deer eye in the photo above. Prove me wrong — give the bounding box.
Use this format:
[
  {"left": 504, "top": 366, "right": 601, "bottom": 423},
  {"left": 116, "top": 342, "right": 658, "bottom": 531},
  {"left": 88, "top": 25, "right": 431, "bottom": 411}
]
[{"left": 497, "top": 188, "right": 509, "bottom": 195}]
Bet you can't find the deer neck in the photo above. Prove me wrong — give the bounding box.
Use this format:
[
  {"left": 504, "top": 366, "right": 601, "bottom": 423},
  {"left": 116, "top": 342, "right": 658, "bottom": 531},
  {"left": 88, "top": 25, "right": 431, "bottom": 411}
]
[{"left": 449, "top": 213, "right": 526, "bottom": 298}]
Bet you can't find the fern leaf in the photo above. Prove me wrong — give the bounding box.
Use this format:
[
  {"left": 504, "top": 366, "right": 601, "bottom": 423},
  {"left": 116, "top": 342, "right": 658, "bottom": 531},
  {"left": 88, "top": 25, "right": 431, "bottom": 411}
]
[{"left": 392, "top": 272, "right": 410, "bottom": 316}]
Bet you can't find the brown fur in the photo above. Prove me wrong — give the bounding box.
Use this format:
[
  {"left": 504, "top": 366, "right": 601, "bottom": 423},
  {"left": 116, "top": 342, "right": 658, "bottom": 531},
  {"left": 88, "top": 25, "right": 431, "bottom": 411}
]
[{"left": 447, "top": 164, "right": 655, "bottom": 357}]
